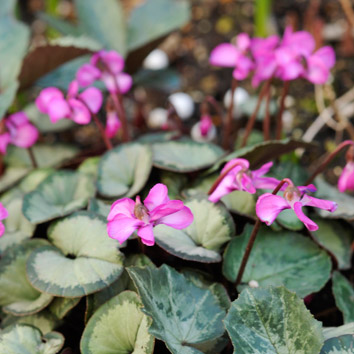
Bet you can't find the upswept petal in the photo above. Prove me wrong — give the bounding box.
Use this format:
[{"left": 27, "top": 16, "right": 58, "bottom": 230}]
[
  {"left": 7, "top": 112, "right": 29, "bottom": 126},
  {"left": 105, "top": 111, "right": 121, "bottom": 138},
  {"left": 298, "top": 184, "right": 317, "bottom": 193},
  {"left": 209, "top": 43, "right": 240, "bottom": 67},
  {"left": 101, "top": 72, "right": 117, "bottom": 93},
  {"left": 252, "top": 161, "right": 273, "bottom": 178},
  {"left": 107, "top": 198, "right": 136, "bottom": 221},
  {"left": 0, "top": 203, "right": 9, "bottom": 220},
  {"left": 67, "top": 80, "right": 79, "bottom": 98},
  {"left": 256, "top": 193, "right": 290, "bottom": 225},
  {"left": 313, "top": 46, "right": 335, "bottom": 68},
  {"left": 107, "top": 214, "right": 142, "bottom": 244},
  {"left": 156, "top": 206, "right": 194, "bottom": 229},
  {"left": 293, "top": 202, "right": 318, "bottom": 231},
  {"left": 76, "top": 63, "right": 101, "bottom": 87},
  {"left": 144, "top": 183, "right": 170, "bottom": 211},
  {"left": 338, "top": 162, "right": 354, "bottom": 192},
  {"left": 240, "top": 173, "right": 256, "bottom": 193},
  {"left": 116, "top": 73, "right": 133, "bottom": 94},
  {"left": 67, "top": 98, "right": 91, "bottom": 124},
  {"left": 0, "top": 222, "right": 5, "bottom": 237},
  {"left": 208, "top": 174, "right": 236, "bottom": 203},
  {"left": 253, "top": 176, "right": 281, "bottom": 191},
  {"left": 47, "top": 97, "right": 71, "bottom": 123},
  {"left": 236, "top": 33, "right": 251, "bottom": 52},
  {"left": 221, "top": 158, "right": 249, "bottom": 175},
  {"left": 233, "top": 56, "right": 254, "bottom": 80},
  {"left": 150, "top": 200, "right": 185, "bottom": 221},
  {"left": 304, "top": 56, "right": 329, "bottom": 84},
  {"left": 137, "top": 224, "right": 155, "bottom": 246},
  {"left": 301, "top": 195, "right": 338, "bottom": 212},
  {"left": 100, "top": 50, "right": 125, "bottom": 74},
  {"left": 0, "top": 133, "right": 11, "bottom": 154},
  {"left": 36, "top": 87, "right": 64, "bottom": 114},
  {"left": 79, "top": 87, "right": 103, "bottom": 114},
  {"left": 11, "top": 124, "right": 39, "bottom": 148}
]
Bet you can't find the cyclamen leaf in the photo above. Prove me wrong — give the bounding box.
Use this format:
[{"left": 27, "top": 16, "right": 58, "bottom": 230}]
[
  {"left": 224, "top": 286, "right": 324, "bottom": 354},
  {"left": 332, "top": 271, "right": 354, "bottom": 323},
  {"left": 320, "top": 334, "right": 354, "bottom": 354},
  {"left": 127, "top": 265, "right": 226, "bottom": 354}
]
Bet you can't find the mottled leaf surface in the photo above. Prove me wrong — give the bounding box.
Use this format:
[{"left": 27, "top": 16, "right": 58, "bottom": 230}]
[
  {"left": 332, "top": 271, "right": 354, "bottom": 323},
  {"left": 320, "top": 334, "right": 354, "bottom": 354}
]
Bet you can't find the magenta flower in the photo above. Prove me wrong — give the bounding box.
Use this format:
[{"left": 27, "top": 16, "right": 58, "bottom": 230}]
[
  {"left": 210, "top": 33, "right": 254, "bottom": 80},
  {"left": 0, "top": 112, "right": 39, "bottom": 154},
  {"left": 107, "top": 183, "right": 194, "bottom": 246},
  {"left": 76, "top": 50, "right": 133, "bottom": 94},
  {"left": 338, "top": 161, "right": 354, "bottom": 192},
  {"left": 256, "top": 182, "right": 337, "bottom": 231},
  {"left": 191, "top": 115, "right": 216, "bottom": 143},
  {"left": 36, "top": 80, "right": 103, "bottom": 125},
  {"left": 208, "top": 158, "right": 281, "bottom": 203},
  {"left": 0, "top": 203, "right": 8, "bottom": 237},
  {"left": 105, "top": 111, "right": 121, "bottom": 138}
]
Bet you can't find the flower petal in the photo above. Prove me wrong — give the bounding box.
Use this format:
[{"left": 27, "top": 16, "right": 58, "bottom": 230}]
[
  {"left": 252, "top": 161, "right": 273, "bottom": 178},
  {"left": 0, "top": 133, "right": 11, "bottom": 154},
  {"left": 313, "top": 46, "right": 335, "bottom": 69},
  {"left": 256, "top": 193, "right": 290, "bottom": 225},
  {"left": 107, "top": 214, "right": 141, "bottom": 244},
  {"left": 137, "top": 224, "right": 155, "bottom": 246},
  {"left": 221, "top": 158, "right": 249, "bottom": 175},
  {"left": 76, "top": 63, "right": 101, "bottom": 87},
  {"left": 35, "top": 87, "right": 64, "bottom": 114},
  {"left": 101, "top": 50, "right": 125, "bottom": 74},
  {"left": 144, "top": 183, "right": 170, "bottom": 211},
  {"left": 47, "top": 97, "right": 71, "bottom": 123},
  {"left": 157, "top": 206, "right": 194, "bottom": 229},
  {"left": 209, "top": 43, "right": 240, "bottom": 67},
  {"left": 236, "top": 33, "right": 251, "bottom": 52},
  {"left": 79, "top": 87, "right": 103, "bottom": 114},
  {"left": 116, "top": 73, "right": 133, "bottom": 94},
  {"left": 0, "top": 203, "right": 9, "bottom": 220},
  {"left": 105, "top": 111, "right": 121, "bottom": 138},
  {"left": 67, "top": 80, "right": 79, "bottom": 98},
  {"left": 293, "top": 202, "right": 318, "bottom": 231},
  {"left": 150, "top": 200, "right": 185, "bottom": 221},
  {"left": 107, "top": 198, "right": 136, "bottom": 221},
  {"left": 10, "top": 124, "right": 39, "bottom": 148},
  {"left": 208, "top": 174, "right": 236, "bottom": 203},
  {"left": 0, "top": 222, "right": 5, "bottom": 237},
  {"left": 7, "top": 112, "right": 29, "bottom": 126},
  {"left": 253, "top": 177, "right": 281, "bottom": 191},
  {"left": 67, "top": 98, "right": 91, "bottom": 124},
  {"left": 338, "top": 162, "right": 354, "bottom": 192},
  {"left": 301, "top": 195, "right": 337, "bottom": 212}
]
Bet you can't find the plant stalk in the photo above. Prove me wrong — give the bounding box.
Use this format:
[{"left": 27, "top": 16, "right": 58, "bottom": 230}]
[
  {"left": 27, "top": 147, "right": 38, "bottom": 168},
  {"left": 305, "top": 140, "right": 354, "bottom": 185},
  {"left": 91, "top": 113, "right": 113, "bottom": 150}
]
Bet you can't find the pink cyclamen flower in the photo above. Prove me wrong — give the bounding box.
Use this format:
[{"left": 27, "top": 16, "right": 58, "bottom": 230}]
[
  {"left": 0, "top": 203, "right": 8, "bottom": 237},
  {"left": 36, "top": 80, "right": 103, "bottom": 125},
  {"left": 76, "top": 50, "right": 133, "bottom": 94},
  {"left": 191, "top": 115, "right": 216, "bottom": 143},
  {"left": 208, "top": 158, "right": 281, "bottom": 203},
  {"left": 107, "top": 183, "right": 194, "bottom": 246},
  {"left": 338, "top": 161, "right": 354, "bottom": 192},
  {"left": 105, "top": 111, "right": 121, "bottom": 138},
  {"left": 256, "top": 182, "right": 337, "bottom": 231},
  {"left": 0, "top": 112, "right": 39, "bottom": 154},
  {"left": 210, "top": 33, "right": 254, "bottom": 80}
]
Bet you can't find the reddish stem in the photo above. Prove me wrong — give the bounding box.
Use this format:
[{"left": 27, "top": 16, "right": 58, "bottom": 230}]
[
  {"left": 111, "top": 92, "right": 130, "bottom": 142},
  {"left": 276, "top": 80, "right": 290, "bottom": 140},
  {"left": 241, "top": 79, "right": 271, "bottom": 147},
  {"left": 208, "top": 160, "right": 248, "bottom": 196},
  {"left": 223, "top": 78, "right": 238, "bottom": 150},
  {"left": 91, "top": 113, "right": 113, "bottom": 150},
  {"left": 262, "top": 80, "right": 272, "bottom": 141},
  {"left": 305, "top": 140, "right": 354, "bottom": 185},
  {"left": 27, "top": 147, "right": 38, "bottom": 168},
  {"left": 234, "top": 178, "right": 292, "bottom": 287}
]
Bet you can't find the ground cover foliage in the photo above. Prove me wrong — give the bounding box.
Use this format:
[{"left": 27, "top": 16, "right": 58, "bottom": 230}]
[{"left": 0, "top": 0, "right": 353, "bottom": 353}]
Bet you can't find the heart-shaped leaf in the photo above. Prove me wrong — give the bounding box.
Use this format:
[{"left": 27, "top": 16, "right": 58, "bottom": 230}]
[
  {"left": 154, "top": 197, "right": 234, "bottom": 263},
  {"left": 97, "top": 143, "right": 153, "bottom": 198},
  {"left": 152, "top": 140, "right": 224, "bottom": 173},
  {"left": 320, "top": 334, "right": 354, "bottom": 354},
  {"left": 312, "top": 219, "right": 353, "bottom": 270},
  {"left": 0, "top": 324, "right": 64, "bottom": 354},
  {"left": 224, "top": 286, "right": 324, "bottom": 354},
  {"left": 26, "top": 213, "right": 124, "bottom": 297},
  {"left": 315, "top": 177, "right": 354, "bottom": 221},
  {"left": 88, "top": 198, "right": 111, "bottom": 218},
  {"left": 127, "top": 264, "right": 226, "bottom": 354},
  {"left": 0, "top": 240, "right": 53, "bottom": 316},
  {"left": 49, "top": 297, "right": 81, "bottom": 320},
  {"left": 81, "top": 291, "right": 155, "bottom": 354},
  {"left": 323, "top": 323, "right": 354, "bottom": 340},
  {"left": 332, "top": 271, "right": 354, "bottom": 323},
  {"left": 0, "top": 167, "right": 29, "bottom": 193},
  {"left": 223, "top": 225, "right": 331, "bottom": 297},
  {"left": 276, "top": 208, "right": 304, "bottom": 231},
  {"left": 127, "top": 0, "right": 190, "bottom": 51},
  {"left": 23, "top": 171, "right": 96, "bottom": 223}
]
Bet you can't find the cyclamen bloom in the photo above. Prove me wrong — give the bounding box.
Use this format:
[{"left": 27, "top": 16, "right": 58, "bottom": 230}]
[
  {"left": 338, "top": 161, "right": 354, "bottom": 192},
  {"left": 76, "top": 50, "right": 132, "bottom": 94},
  {"left": 0, "top": 203, "right": 8, "bottom": 237},
  {"left": 209, "top": 33, "right": 254, "bottom": 80},
  {"left": 0, "top": 112, "right": 39, "bottom": 154},
  {"left": 105, "top": 111, "right": 121, "bottom": 139},
  {"left": 107, "top": 183, "right": 194, "bottom": 246},
  {"left": 36, "top": 80, "right": 103, "bottom": 124},
  {"left": 191, "top": 115, "right": 216, "bottom": 143},
  {"left": 256, "top": 182, "right": 337, "bottom": 231},
  {"left": 208, "top": 158, "right": 281, "bottom": 203}
]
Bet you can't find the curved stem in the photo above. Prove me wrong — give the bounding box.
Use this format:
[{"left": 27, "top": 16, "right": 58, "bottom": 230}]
[
  {"left": 208, "top": 160, "right": 247, "bottom": 196},
  {"left": 275, "top": 80, "right": 290, "bottom": 140},
  {"left": 262, "top": 80, "right": 272, "bottom": 141},
  {"left": 91, "top": 113, "right": 113, "bottom": 150},
  {"left": 241, "top": 79, "right": 271, "bottom": 147},
  {"left": 111, "top": 92, "right": 130, "bottom": 142},
  {"left": 305, "top": 140, "right": 354, "bottom": 185},
  {"left": 234, "top": 177, "right": 292, "bottom": 287},
  {"left": 223, "top": 78, "right": 238, "bottom": 150},
  {"left": 27, "top": 147, "right": 38, "bottom": 168}
]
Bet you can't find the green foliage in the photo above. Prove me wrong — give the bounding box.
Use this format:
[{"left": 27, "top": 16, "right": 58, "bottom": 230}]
[{"left": 332, "top": 271, "right": 354, "bottom": 323}]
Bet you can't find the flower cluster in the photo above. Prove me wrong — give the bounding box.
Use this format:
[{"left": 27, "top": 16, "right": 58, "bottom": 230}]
[
  {"left": 210, "top": 27, "right": 335, "bottom": 86},
  {"left": 0, "top": 112, "right": 38, "bottom": 154},
  {"left": 107, "top": 184, "right": 193, "bottom": 246}
]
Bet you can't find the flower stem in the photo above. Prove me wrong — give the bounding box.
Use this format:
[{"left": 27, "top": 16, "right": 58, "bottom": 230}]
[
  {"left": 92, "top": 113, "right": 113, "bottom": 150},
  {"left": 208, "top": 160, "right": 248, "bottom": 196},
  {"left": 305, "top": 140, "right": 354, "bottom": 185},
  {"left": 27, "top": 147, "right": 38, "bottom": 168},
  {"left": 234, "top": 177, "right": 291, "bottom": 287},
  {"left": 241, "top": 78, "right": 271, "bottom": 147},
  {"left": 262, "top": 79, "right": 272, "bottom": 141},
  {"left": 223, "top": 78, "right": 238, "bottom": 150},
  {"left": 111, "top": 92, "right": 130, "bottom": 142},
  {"left": 275, "top": 80, "right": 290, "bottom": 140}
]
